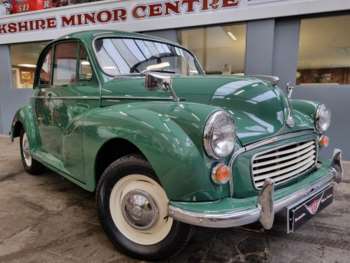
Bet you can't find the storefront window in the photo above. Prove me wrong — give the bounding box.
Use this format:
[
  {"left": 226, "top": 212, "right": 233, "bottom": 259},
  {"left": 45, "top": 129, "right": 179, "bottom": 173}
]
[
  {"left": 297, "top": 15, "right": 350, "bottom": 85},
  {"left": 10, "top": 41, "right": 49, "bottom": 89},
  {"left": 179, "top": 23, "right": 246, "bottom": 75}
]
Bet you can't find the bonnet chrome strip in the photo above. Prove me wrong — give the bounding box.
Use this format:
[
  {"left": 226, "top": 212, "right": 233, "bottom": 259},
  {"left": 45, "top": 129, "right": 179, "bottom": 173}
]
[{"left": 32, "top": 95, "right": 176, "bottom": 101}]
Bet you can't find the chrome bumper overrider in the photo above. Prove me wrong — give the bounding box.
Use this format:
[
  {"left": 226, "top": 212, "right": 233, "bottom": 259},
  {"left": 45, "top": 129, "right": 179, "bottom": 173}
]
[{"left": 168, "top": 149, "right": 344, "bottom": 229}]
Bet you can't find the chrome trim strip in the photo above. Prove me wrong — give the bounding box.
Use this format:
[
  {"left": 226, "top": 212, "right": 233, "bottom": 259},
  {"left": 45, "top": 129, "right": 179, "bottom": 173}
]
[
  {"left": 246, "top": 130, "right": 314, "bottom": 152},
  {"left": 31, "top": 95, "right": 177, "bottom": 101},
  {"left": 248, "top": 74, "right": 279, "bottom": 86},
  {"left": 32, "top": 96, "right": 100, "bottom": 100},
  {"left": 169, "top": 164, "right": 339, "bottom": 228},
  {"left": 101, "top": 96, "right": 175, "bottom": 101}
]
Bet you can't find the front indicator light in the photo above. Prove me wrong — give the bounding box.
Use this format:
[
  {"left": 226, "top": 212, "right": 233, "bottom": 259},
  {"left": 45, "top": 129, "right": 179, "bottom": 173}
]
[
  {"left": 211, "top": 163, "right": 231, "bottom": 185},
  {"left": 319, "top": 135, "right": 329, "bottom": 148}
]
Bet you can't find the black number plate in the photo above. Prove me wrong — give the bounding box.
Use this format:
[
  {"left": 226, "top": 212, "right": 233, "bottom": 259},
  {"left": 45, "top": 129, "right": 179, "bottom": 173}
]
[{"left": 287, "top": 186, "right": 334, "bottom": 233}]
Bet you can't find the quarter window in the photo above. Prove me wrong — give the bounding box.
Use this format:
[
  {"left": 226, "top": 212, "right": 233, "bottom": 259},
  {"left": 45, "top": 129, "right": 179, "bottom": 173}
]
[
  {"left": 39, "top": 49, "right": 52, "bottom": 86},
  {"left": 79, "top": 44, "right": 93, "bottom": 81},
  {"left": 53, "top": 42, "right": 78, "bottom": 86}
]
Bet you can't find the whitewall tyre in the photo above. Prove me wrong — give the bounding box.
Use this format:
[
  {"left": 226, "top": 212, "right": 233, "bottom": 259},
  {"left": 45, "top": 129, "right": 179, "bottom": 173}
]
[
  {"left": 19, "top": 131, "right": 45, "bottom": 175},
  {"left": 96, "top": 155, "right": 193, "bottom": 261}
]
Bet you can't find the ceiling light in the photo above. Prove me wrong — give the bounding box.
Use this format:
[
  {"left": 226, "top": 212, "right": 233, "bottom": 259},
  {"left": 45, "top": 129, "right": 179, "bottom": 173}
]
[
  {"left": 17, "top": 64, "right": 36, "bottom": 68},
  {"left": 227, "top": 32, "right": 237, "bottom": 41}
]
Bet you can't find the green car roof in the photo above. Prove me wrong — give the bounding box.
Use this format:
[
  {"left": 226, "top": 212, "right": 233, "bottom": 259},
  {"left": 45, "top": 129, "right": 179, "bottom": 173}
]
[{"left": 58, "top": 29, "right": 179, "bottom": 46}]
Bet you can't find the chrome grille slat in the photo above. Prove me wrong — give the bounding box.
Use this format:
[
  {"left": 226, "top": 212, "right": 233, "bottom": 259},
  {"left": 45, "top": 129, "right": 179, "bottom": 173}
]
[
  {"left": 254, "top": 161, "right": 315, "bottom": 188},
  {"left": 253, "top": 150, "right": 315, "bottom": 174},
  {"left": 252, "top": 140, "right": 317, "bottom": 189},
  {"left": 254, "top": 156, "right": 315, "bottom": 181},
  {"left": 254, "top": 141, "right": 314, "bottom": 161},
  {"left": 252, "top": 146, "right": 315, "bottom": 168}
]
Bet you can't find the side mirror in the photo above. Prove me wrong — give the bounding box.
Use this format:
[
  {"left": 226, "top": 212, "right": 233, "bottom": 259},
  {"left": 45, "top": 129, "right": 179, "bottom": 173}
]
[
  {"left": 144, "top": 72, "right": 179, "bottom": 102},
  {"left": 144, "top": 72, "right": 171, "bottom": 91}
]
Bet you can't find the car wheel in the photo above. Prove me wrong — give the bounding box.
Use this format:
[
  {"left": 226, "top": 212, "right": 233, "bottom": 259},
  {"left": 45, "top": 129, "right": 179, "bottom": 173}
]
[
  {"left": 96, "top": 155, "right": 193, "bottom": 261},
  {"left": 20, "top": 131, "right": 45, "bottom": 175}
]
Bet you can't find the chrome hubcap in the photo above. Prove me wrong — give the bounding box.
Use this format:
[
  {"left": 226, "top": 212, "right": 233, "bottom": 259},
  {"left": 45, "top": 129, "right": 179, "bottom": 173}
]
[
  {"left": 121, "top": 190, "right": 159, "bottom": 230},
  {"left": 109, "top": 174, "right": 173, "bottom": 245},
  {"left": 22, "top": 133, "right": 32, "bottom": 167}
]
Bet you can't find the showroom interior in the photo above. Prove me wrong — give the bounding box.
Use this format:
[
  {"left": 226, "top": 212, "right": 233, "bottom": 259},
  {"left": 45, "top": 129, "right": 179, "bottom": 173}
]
[{"left": 0, "top": 0, "right": 349, "bottom": 159}]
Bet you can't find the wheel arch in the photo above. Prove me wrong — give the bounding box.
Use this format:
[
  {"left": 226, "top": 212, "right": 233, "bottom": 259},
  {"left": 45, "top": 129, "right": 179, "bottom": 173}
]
[
  {"left": 11, "top": 119, "right": 24, "bottom": 140},
  {"left": 94, "top": 137, "right": 149, "bottom": 187},
  {"left": 10, "top": 106, "right": 41, "bottom": 151},
  {"left": 83, "top": 103, "right": 227, "bottom": 201}
]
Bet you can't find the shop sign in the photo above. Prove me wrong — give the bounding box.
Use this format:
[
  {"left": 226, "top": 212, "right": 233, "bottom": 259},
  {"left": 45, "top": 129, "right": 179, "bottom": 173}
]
[
  {"left": 0, "top": 0, "right": 239, "bottom": 35},
  {"left": 0, "top": 0, "right": 349, "bottom": 44}
]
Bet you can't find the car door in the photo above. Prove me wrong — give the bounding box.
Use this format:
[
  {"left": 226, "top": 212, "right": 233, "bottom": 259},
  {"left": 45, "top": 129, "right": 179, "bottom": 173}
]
[
  {"left": 50, "top": 41, "right": 100, "bottom": 183},
  {"left": 33, "top": 45, "right": 63, "bottom": 159}
]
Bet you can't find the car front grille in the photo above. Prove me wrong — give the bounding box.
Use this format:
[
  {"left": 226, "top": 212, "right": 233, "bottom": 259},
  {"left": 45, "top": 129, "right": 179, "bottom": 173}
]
[{"left": 251, "top": 140, "right": 317, "bottom": 189}]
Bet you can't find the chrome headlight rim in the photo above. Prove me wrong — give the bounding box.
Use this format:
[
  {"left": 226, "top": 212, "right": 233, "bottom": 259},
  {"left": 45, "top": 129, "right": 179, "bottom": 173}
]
[
  {"left": 203, "top": 110, "right": 236, "bottom": 159},
  {"left": 315, "top": 104, "right": 331, "bottom": 133}
]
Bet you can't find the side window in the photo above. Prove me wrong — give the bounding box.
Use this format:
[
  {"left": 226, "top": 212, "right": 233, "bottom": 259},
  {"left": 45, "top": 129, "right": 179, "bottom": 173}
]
[
  {"left": 79, "top": 44, "right": 93, "bottom": 81},
  {"left": 39, "top": 49, "right": 52, "bottom": 86},
  {"left": 53, "top": 42, "right": 78, "bottom": 86}
]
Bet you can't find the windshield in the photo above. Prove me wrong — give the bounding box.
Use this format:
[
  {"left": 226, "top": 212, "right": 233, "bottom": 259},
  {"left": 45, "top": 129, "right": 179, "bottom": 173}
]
[{"left": 94, "top": 38, "right": 202, "bottom": 76}]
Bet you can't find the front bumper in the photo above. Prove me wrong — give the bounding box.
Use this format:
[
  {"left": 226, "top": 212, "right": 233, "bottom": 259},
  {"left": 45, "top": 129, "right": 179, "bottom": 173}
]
[{"left": 168, "top": 149, "right": 343, "bottom": 229}]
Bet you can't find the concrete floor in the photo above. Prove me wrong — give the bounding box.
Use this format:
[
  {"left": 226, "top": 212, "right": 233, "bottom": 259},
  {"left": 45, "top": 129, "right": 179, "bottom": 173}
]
[{"left": 0, "top": 136, "right": 349, "bottom": 263}]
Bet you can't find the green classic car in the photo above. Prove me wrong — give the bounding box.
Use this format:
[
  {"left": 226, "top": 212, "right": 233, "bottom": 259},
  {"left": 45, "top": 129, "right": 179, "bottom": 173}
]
[{"left": 11, "top": 30, "right": 343, "bottom": 260}]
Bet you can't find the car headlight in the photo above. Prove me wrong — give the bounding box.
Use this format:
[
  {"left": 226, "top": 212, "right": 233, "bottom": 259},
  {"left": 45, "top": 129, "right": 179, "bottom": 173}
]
[
  {"left": 315, "top": 104, "right": 331, "bottom": 133},
  {"left": 203, "top": 111, "right": 235, "bottom": 159}
]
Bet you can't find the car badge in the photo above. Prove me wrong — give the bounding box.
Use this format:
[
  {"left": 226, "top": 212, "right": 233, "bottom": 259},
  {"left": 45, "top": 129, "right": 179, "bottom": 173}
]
[{"left": 305, "top": 197, "right": 322, "bottom": 215}]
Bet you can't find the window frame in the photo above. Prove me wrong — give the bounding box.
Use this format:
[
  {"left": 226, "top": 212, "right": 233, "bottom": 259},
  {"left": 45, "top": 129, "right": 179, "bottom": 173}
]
[
  {"left": 34, "top": 45, "right": 54, "bottom": 89},
  {"left": 34, "top": 39, "right": 96, "bottom": 89},
  {"left": 77, "top": 42, "right": 94, "bottom": 83},
  {"left": 52, "top": 40, "right": 79, "bottom": 87}
]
